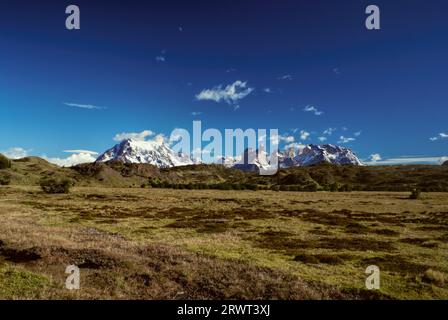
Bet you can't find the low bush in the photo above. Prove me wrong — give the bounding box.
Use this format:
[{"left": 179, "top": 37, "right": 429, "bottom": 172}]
[
  {"left": 0, "top": 154, "right": 11, "bottom": 169},
  {"left": 409, "top": 188, "right": 421, "bottom": 200},
  {"left": 0, "top": 172, "right": 11, "bottom": 185},
  {"left": 40, "top": 177, "right": 74, "bottom": 194}
]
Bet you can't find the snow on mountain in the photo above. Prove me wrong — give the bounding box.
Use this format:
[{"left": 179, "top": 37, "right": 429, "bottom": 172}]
[
  {"left": 232, "top": 146, "right": 274, "bottom": 173},
  {"left": 294, "top": 144, "right": 364, "bottom": 166},
  {"left": 96, "top": 139, "right": 363, "bottom": 170},
  {"left": 216, "top": 155, "right": 241, "bottom": 167},
  {"left": 96, "top": 139, "right": 194, "bottom": 168},
  {"left": 232, "top": 144, "right": 363, "bottom": 172}
]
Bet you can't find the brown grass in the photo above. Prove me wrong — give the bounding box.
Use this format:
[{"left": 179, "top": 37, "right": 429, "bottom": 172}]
[{"left": 0, "top": 186, "right": 447, "bottom": 299}]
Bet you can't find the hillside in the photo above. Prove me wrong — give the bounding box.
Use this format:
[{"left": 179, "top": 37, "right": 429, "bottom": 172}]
[{"left": 1, "top": 155, "right": 448, "bottom": 191}]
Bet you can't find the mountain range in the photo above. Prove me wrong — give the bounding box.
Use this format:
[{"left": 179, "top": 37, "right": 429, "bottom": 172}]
[{"left": 96, "top": 139, "right": 364, "bottom": 170}]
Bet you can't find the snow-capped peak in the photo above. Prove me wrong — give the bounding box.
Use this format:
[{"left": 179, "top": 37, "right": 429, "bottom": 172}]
[
  {"left": 294, "top": 144, "right": 364, "bottom": 166},
  {"left": 96, "top": 139, "right": 194, "bottom": 167}
]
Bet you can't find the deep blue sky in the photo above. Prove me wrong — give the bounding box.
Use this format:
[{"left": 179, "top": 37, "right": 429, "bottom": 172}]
[{"left": 1, "top": 0, "right": 447, "bottom": 164}]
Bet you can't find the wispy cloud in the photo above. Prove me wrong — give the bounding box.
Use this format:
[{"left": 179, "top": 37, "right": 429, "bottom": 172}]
[
  {"left": 323, "top": 128, "right": 336, "bottom": 135},
  {"left": 64, "top": 102, "right": 105, "bottom": 110},
  {"left": 191, "top": 111, "right": 202, "bottom": 116},
  {"left": 303, "top": 105, "right": 324, "bottom": 116},
  {"left": 113, "top": 130, "right": 155, "bottom": 142},
  {"left": 263, "top": 88, "right": 272, "bottom": 93},
  {"left": 279, "top": 134, "right": 295, "bottom": 143},
  {"left": 430, "top": 132, "right": 448, "bottom": 141},
  {"left": 338, "top": 136, "right": 355, "bottom": 144},
  {"left": 365, "top": 156, "right": 446, "bottom": 165},
  {"left": 155, "top": 49, "right": 166, "bottom": 62},
  {"left": 195, "top": 80, "right": 254, "bottom": 108},
  {"left": 333, "top": 67, "right": 341, "bottom": 74},
  {"left": 63, "top": 150, "right": 98, "bottom": 155},
  {"left": 354, "top": 131, "right": 362, "bottom": 137},
  {"left": 300, "top": 130, "right": 310, "bottom": 140},
  {"left": 318, "top": 136, "right": 327, "bottom": 142},
  {"left": 0, "top": 147, "right": 30, "bottom": 159},
  {"left": 277, "top": 75, "right": 293, "bottom": 80}
]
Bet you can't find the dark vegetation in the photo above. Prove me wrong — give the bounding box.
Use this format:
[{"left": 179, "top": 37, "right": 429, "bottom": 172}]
[
  {"left": 409, "top": 188, "right": 421, "bottom": 200},
  {"left": 0, "top": 154, "right": 11, "bottom": 169},
  {"left": 39, "top": 177, "right": 74, "bottom": 194},
  {"left": 75, "top": 161, "right": 448, "bottom": 192},
  {"left": 2, "top": 157, "right": 448, "bottom": 192}
]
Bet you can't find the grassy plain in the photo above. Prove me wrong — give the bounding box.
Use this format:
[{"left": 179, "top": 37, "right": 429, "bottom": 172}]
[{"left": 0, "top": 186, "right": 447, "bottom": 299}]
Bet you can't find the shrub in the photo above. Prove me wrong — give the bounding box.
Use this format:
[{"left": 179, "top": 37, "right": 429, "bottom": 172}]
[
  {"left": 304, "top": 182, "right": 319, "bottom": 192},
  {"left": 339, "top": 184, "right": 353, "bottom": 192},
  {"left": 0, "top": 172, "right": 11, "bottom": 185},
  {"left": 246, "top": 184, "right": 259, "bottom": 191},
  {"left": 409, "top": 188, "right": 421, "bottom": 200},
  {"left": 422, "top": 269, "right": 446, "bottom": 286},
  {"left": 40, "top": 177, "right": 73, "bottom": 194},
  {"left": 330, "top": 183, "right": 339, "bottom": 192},
  {"left": 0, "top": 154, "right": 11, "bottom": 169}
]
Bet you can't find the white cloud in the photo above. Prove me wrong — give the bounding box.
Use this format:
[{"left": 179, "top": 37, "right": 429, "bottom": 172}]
[
  {"left": 44, "top": 152, "right": 97, "bottom": 167},
  {"left": 369, "top": 154, "right": 382, "bottom": 162},
  {"left": 303, "top": 105, "right": 324, "bottom": 116},
  {"left": 318, "top": 136, "right": 327, "bottom": 142},
  {"left": 63, "top": 150, "right": 98, "bottom": 155},
  {"left": 430, "top": 132, "right": 448, "bottom": 141},
  {"left": 1, "top": 147, "right": 29, "bottom": 159},
  {"left": 195, "top": 80, "right": 254, "bottom": 107},
  {"left": 153, "top": 134, "right": 166, "bottom": 144},
  {"left": 354, "top": 131, "right": 362, "bottom": 137},
  {"left": 155, "top": 56, "right": 166, "bottom": 62},
  {"left": 323, "top": 128, "right": 336, "bottom": 135},
  {"left": 280, "top": 135, "right": 295, "bottom": 143},
  {"left": 191, "top": 111, "right": 202, "bottom": 116},
  {"left": 277, "top": 75, "right": 293, "bottom": 80},
  {"left": 338, "top": 136, "right": 355, "bottom": 143},
  {"left": 365, "top": 156, "right": 446, "bottom": 165},
  {"left": 113, "top": 130, "right": 155, "bottom": 142},
  {"left": 300, "top": 130, "right": 310, "bottom": 141},
  {"left": 263, "top": 88, "right": 272, "bottom": 93},
  {"left": 285, "top": 143, "right": 306, "bottom": 152},
  {"left": 64, "top": 102, "right": 105, "bottom": 110}
]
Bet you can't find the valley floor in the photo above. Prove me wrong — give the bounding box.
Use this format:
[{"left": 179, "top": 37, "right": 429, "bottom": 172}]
[{"left": 0, "top": 186, "right": 447, "bottom": 299}]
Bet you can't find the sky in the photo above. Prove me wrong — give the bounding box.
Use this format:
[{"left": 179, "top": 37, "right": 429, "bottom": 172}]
[{"left": 1, "top": 0, "right": 447, "bottom": 166}]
